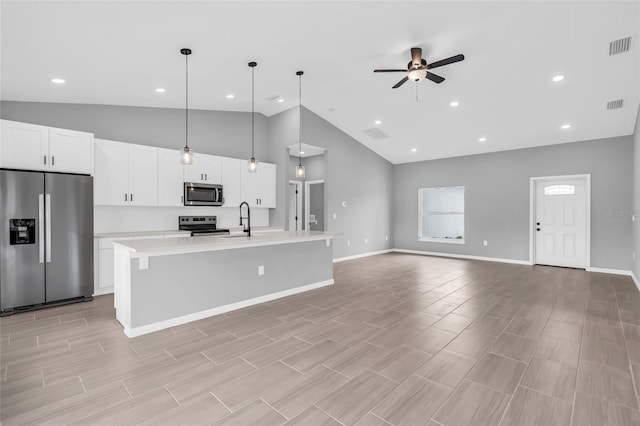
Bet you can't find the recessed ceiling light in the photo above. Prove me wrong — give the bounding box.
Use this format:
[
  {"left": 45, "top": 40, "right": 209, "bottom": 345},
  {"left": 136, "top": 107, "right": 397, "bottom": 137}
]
[
  {"left": 450, "top": 101, "right": 460, "bottom": 107},
  {"left": 374, "top": 120, "right": 382, "bottom": 125},
  {"left": 552, "top": 75, "right": 565, "bottom": 82},
  {"left": 277, "top": 98, "right": 285, "bottom": 103},
  {"left": 155, "top": 88, "right": 166, "bottom": 93},
  {"left": 561, "top": 124, "right": 571, "bottom": 129},
  {"left": 299, "top": 151, "right": 305, "bottom": 155},
  {"left": 478, "top": 137, "right": 487, "bottom": 142},
  {"left": 226, "top": 94, "right": 235, "bottom": 99},
  {"left": 411, "top": 148, "right": 417, "bottom": 152},
  {"left": 51, "top": 78, "right": 65, "bottom": 84}
]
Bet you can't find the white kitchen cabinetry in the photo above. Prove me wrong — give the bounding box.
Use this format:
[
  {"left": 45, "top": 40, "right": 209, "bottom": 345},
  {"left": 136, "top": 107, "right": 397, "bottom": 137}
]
[
  {"left": 0, "top": 120, "right": 93, "bottom": 174},
  {"left": 220, "top": 157, "right": 242, "bottom": 207},
  {"left": 183, "top": 154, "right": 221, "bottom": 184},
  {"left": 158, "top": 148, "right": 184, "bottom": 206},
  {"left": 94, "top": 232, "right": 187, "bottom": 295},
  {"left": 94, "top": 139, "right": 158, "bottom": 206},
  {"left": 241, "top": 162, "right": 276, "bottom": 208}
]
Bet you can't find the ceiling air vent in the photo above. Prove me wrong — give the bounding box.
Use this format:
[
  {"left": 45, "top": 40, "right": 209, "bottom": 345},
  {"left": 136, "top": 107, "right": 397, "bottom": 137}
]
[
  {"left": 609, "top": 37, "right": 631, "bottom": 55},
  {"left": 607, "top": 99, "right": 624, "bottom": 110},
  {"left": 362, "top": 127, "right": 388, "bottom": 140}
]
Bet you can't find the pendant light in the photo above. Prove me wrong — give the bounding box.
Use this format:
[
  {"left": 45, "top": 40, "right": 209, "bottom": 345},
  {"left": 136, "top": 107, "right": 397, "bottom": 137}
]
[
  {"left": 247, "top": 61, "right": 258, "bottom": 173},
  {"left": 295, "top": 70, "right": 305, "bottom": 178},
  {"left": 180, "top": 48, "right": 193, "bottom": 165}
]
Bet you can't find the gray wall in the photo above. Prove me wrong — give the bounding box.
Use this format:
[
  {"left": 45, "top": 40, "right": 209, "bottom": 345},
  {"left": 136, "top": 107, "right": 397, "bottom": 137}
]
[
  {"left": 269, "top": 107, "right": 394, "bottom": 259},
  {"left": 633, "top": 105, "right": 640, "bottom": 280},
  {"left": 0, "top": 101, "right": 269, "bottom": 161},
  {"left": 393, "top": 137, "right": 634, "bottom": 270}
]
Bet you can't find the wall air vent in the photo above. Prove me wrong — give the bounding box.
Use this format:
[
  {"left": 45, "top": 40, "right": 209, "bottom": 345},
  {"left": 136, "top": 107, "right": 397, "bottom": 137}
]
[
  {"left": 609, "top": 37, "right": 631, "bottom": 55},
  {"left": 607, "top": 99, "right": 624, "bottom": 110},
  {"left": 362, "top": 127, "right": 388, "bottom": 140}
]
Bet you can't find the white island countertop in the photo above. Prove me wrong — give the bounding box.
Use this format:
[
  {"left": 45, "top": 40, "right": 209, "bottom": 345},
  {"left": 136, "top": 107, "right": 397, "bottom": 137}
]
[{"left": 113, "top": 230, "right": 335, "bottom": 258}]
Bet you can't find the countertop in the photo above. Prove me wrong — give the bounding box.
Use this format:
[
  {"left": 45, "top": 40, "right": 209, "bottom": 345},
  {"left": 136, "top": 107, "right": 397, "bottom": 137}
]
[
  {"left": 95, "top": 227, "right": 283, "bottom": 239},
  {"left": 113, "top": 230, "right": 335, "bottom": 258}
]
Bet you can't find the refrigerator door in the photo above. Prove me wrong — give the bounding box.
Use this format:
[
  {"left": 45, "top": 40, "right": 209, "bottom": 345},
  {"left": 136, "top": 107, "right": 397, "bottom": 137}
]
[
  {"left": 45, "top": 173, "right": 93, "bottom": 301},
  {"left": 0, "top": 170, "right": 46, "bottom": 310}
]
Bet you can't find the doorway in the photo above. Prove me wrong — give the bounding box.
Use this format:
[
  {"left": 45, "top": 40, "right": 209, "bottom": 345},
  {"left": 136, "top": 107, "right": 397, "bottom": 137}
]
[
  {"left": 305, "top": 180, "right": 325, "bottom": 231},
  {"left": 530, "top": 175, "right": 590, "bottom": 268},
  {"left": 288, "top": 180, "right": 302, "bottom": 231}
]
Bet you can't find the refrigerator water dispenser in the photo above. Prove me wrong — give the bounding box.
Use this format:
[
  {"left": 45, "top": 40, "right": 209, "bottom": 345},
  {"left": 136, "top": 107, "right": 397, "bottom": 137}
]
[{"left": 9, "top": 219, "right": 36, "bottom": 245}]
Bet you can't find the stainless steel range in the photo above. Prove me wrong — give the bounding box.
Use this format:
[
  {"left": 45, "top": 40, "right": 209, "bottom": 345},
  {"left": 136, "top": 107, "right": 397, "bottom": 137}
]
[{"left": 178, "top": 216, "right": 230, "bottom": 236}]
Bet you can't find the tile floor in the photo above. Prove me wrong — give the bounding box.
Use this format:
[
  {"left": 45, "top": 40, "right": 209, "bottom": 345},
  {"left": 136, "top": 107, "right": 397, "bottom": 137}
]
[{"left": 2, "top": 253, "right": 640, "bottom": 425}]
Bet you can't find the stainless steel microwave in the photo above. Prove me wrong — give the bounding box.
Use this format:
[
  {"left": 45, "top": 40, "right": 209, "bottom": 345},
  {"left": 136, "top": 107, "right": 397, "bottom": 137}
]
[{"left": 184, "top": 182, "right": 224, "bottom": 206}]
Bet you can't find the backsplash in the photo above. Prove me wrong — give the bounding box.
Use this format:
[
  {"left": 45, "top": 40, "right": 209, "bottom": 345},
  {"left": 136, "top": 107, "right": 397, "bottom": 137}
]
[{"left": 94, "top": 206, "right": 269, "bottom": 233}]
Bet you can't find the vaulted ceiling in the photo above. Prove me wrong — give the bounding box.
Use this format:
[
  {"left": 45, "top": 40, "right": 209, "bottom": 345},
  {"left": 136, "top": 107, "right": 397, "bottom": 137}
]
[{"left": 2, "top": 1, "right": 639, "bottom": 164}]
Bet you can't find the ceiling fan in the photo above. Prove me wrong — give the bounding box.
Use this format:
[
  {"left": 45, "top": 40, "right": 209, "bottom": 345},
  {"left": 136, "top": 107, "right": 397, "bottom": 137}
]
[{"left": 374, "top": 47, "right": 464, "bottom": 89}]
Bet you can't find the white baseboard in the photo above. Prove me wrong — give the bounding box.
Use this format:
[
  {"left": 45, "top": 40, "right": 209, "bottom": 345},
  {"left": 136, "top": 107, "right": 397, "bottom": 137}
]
[
  {"left": 93, "top": 287, "right": 114, "bottom": 297},
  {"left": 392, "top": 248, "right": 533, "bottom": 265},
  {"left": 630, "top": 272, "right": 640, "bottom": 292},
  {"left": 586, "top": 266, "right": 633, "bottom": 276},
  {"left": 333, "top": 249, "right": 393, "bottom": 263},
  {"left": 123, "top": 279, "right": 334, "bottom": 338}
]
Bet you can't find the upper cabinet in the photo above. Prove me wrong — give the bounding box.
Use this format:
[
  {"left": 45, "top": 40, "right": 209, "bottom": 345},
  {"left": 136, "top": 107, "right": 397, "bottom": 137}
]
[
  {"left": 183, "top": 154, "right": 221, "bottom": 184},
  {"left": 0, "top": 120, "right": 93, "bottom": 174},
  {"left": 158, "top": 148, "right": 184, "bottom": 206},
  {"left": 94, "top": 139, "right": 158, "bottom": 206},
  {"left": 241, "top": 162, "right": 276, "bottom": 208},
  {"left": 220, "top": 157, "right": 242, "bottom": 207}
]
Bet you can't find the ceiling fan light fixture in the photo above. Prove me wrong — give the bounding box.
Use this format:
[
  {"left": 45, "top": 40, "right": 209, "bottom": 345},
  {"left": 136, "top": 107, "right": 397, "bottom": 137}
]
[{"left": 407, "top": 68, "right": 427, "bottom": 81}]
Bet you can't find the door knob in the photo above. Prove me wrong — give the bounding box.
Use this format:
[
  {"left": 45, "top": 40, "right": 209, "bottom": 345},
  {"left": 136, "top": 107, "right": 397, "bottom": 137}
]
[
  {"left": 536, "top": 228, "right": 540, "bottom": 231},
  {"left": 536, "top": 222, "right": 540, "bottom": 225}
]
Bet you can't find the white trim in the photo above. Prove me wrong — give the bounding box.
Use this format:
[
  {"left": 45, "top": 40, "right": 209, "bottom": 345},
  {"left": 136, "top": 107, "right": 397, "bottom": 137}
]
[
  {"left": 93, "top": 287, "right": 114, "bottom": 297},
  {"left": 393, "top": 248, "right": 533, "bottom": 265},
  {"left": 304, "top": 179, "right": 324, "bottom": 231},
  {"left": 333, "top": 249, "right": 393, "bottom": 263},
  {"left": 418, "top": 237, "right": 465, "bottom": 245},
  {"left": 586, "top": 266, "right": 634, "bottom": 276},
  {"left": 529, "top": 174, "right": 591, "bottom": 268},
  {"left": 288, "top": 180, "right": 303, "bottom": 231},
  {"left": 123, "top": 279, "right": 335, "bottom": 338}
]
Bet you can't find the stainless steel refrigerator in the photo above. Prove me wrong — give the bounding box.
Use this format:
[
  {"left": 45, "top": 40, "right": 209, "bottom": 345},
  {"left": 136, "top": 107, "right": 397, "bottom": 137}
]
[{"left": 0, "top": 169, "right": 93, "bottom": 314}]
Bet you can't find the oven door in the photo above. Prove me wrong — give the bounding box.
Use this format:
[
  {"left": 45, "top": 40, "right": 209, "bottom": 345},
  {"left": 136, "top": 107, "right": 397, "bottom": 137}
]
[{"left": 184, "top": 183, "right": 223, "bottom": 206}]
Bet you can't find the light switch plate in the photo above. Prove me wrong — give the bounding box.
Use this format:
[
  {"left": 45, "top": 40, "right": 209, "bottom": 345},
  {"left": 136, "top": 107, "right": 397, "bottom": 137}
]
[
  {"left": 342, "top": 201, "right": 347, "bottom": 207},
  {"left": 258, "top": 265, "right": 264, "bottom": 276}
]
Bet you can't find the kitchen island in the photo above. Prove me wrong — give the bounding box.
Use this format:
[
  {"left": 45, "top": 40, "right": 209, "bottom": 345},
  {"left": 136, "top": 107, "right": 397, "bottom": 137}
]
[{"left": 112, "top": 231, "right": 335, "bottom": 337}]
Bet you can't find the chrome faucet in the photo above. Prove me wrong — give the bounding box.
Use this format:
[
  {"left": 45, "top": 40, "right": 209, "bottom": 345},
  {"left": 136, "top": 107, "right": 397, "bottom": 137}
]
[{"left": 239, "top": 201, "right": 251, "bottom": 237}]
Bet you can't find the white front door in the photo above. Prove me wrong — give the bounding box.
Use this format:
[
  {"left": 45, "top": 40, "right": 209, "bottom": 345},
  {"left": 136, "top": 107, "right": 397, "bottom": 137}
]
[{"left": 535, "top": 178, "right": 587, "bottom": 268}]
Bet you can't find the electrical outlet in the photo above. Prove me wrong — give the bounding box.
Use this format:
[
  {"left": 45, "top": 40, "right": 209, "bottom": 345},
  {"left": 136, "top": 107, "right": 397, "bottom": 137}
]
[
  {"left": 633, "top": 215, "right": 636, "bottom": 223},
  {"left": 385, "top": 235, "right": 389, "bottom": 241},
  {"left": 258, "top": 265, "right": 264, "bottom": 276},
  {"left": 634, "top": 252, "right": 636, "bottom": 260},
  {"left": 364, "top": 238, "right": 368, "bottom": 244},
  {"left": 333, "top": 213, "right": 337, "bottom": 220},
  {"left": 342, "top": 201, "right": 347, "bottom": 207},
  {"left": 347, "top": 239, "right": 350, "bottom": 247},
  {"left": 483, "top": 240, "right": 488, "bottom": 246}
]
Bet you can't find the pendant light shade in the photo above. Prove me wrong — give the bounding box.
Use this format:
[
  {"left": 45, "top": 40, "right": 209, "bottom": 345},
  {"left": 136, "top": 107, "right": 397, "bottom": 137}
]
[
  {"left": 296, "top": 70, "right": 305, "bottom": 178},
  {"left": 180, "top": 48, "right": 194, "bottom": 165},
  {"left": 247, "top": 61, "right": 258, "bottom": 173}
]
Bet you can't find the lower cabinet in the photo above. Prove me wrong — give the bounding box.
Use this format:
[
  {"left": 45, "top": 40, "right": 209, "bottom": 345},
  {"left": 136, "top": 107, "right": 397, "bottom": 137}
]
[{"left": 94, "top": 233, "right": 185, "bottom": 295}]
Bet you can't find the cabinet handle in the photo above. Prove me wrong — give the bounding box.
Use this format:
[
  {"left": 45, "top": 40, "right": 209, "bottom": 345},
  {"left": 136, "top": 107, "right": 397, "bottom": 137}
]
[
  {"left": 51, "top": 156, "right": 55, "bottom": 166},
  {"left": 125, "top": 193, "right": 128, "bottom": 202},
  {"left": 200, "top": 174, "right": 203, "bottom": 180},
  {"left": 43, "top": 155, "right": 47, "bottom": 165},
  {"left": 204, "top": 173, "right": 207, "bottom": 181},
  {"left": 130, "top": 193, "right": 133, "bottom": 202},
  {"left": 181, "top": 195, "right": 184, "bottom": 203}
]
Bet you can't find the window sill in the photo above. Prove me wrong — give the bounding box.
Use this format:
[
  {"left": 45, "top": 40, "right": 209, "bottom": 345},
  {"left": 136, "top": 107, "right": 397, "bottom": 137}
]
[{"left": 418, "top": 237, "right": 465, "bottom": 245}]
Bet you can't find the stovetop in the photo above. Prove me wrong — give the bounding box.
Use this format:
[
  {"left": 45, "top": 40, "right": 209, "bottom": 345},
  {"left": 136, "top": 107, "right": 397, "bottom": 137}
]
[{"left": 178, "top": 216, "right": 229, "bottom": 235}]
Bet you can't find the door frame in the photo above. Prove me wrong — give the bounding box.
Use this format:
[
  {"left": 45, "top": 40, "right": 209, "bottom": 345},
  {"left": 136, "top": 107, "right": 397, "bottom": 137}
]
[
  {"left": 529, "top": 174, "right": 591, "bottom": 268},
  {"left": 305, "top": 179, "right": 324, "bottom": 231},
  {"left": 288, "top": 180, "right": 303, "bottom": 231}
]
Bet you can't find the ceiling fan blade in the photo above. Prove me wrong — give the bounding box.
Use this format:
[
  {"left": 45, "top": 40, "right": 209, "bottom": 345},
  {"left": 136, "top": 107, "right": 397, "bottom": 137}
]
[
  {"left": 427, "top": 54, "right": 465, "bottom": 69},
  {"left": 392, "top": 76, "right": 409, "bottom": 89},
  {"left": 410, "top": 47, "right": 422, "bottom": 65},
  {"left": 374, "top": 69, "right": 407, "bottom": 73},
  {"left": 425, "top": 72, "right": 445, "bottom": 84}
]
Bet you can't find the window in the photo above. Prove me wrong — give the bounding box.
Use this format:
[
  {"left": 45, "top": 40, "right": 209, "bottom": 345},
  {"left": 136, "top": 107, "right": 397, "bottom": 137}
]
[
  {"left": 544, "top": 185, "right": 575, "bottom": 195},
  {"left": 419, "top": 186, "right": 465, "bottom": 243}
]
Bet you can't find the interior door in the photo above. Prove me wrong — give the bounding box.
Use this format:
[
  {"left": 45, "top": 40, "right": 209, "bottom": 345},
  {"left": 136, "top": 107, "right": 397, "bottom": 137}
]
[
  {"left": 535, "top": 178, "right": 587, "bottom": 268},
  {"left": 308, "top": 182, "right": 325, "bottom": 231}
]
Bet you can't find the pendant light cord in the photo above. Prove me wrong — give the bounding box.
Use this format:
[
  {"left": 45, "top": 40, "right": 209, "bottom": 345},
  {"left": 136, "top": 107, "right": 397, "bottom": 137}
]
[
  {"left": 298, "top": 71, "right": 302, "bottom": 166},
  {"left": 185, "top": 53, "right": 189, "bottom": 149},
  {"left": 251, "top": 65, "right": 255, "bottom": 158}
]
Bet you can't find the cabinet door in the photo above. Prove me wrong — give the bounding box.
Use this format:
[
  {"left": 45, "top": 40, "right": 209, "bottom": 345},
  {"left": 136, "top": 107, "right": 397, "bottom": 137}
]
[
  {"left": 128, "top": 145, "right": 158, "bottom": 206},
  {"left": 220, "top": 157, "right": 242, "bottom": 207},
  {"left": 258, "top": 162, "right": 277, "bottom": 208},
  {"left": 48, "top": 127, "right": 93, "bottom": 174},
  {"left": 183, "top": 154, "right": 221, "bottom": 183},
  {"left": 0, "top": 120, "right": 49, "bottom": 171},
  {"left": 157, "top": 148, "right": 184, "bottom": 206},
  {"left": 94, "top": 139, "right": 129, "bottom": 205},
  {"left": 240, "top": 165, "right": 261, "bottom": 208}
]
